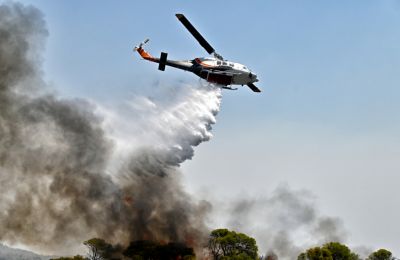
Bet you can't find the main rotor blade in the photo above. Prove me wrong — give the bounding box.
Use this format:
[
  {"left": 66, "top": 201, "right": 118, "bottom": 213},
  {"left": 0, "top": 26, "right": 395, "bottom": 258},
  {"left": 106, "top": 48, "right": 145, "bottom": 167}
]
[{"left": 176, "top": 14, "right": 215, "bottom": 55}]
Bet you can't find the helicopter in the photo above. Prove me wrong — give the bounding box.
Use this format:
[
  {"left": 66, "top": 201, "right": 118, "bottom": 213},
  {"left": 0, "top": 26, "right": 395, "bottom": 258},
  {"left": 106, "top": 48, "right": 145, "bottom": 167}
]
[{"left": 134, "top": 14, "right": 261, "bottom": 92}]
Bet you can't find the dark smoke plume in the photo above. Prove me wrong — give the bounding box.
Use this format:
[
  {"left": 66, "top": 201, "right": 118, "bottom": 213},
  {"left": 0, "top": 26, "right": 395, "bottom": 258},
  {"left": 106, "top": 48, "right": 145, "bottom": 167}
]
[{"left": 0, "top": 2, "right": 220, "bottom": 255}]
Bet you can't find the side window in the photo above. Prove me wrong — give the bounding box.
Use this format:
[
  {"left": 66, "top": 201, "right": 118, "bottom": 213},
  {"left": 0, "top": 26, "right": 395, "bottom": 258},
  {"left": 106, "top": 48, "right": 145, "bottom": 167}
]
[
  {"left": 223, "top": 62, "right": 227, "bottom": 65},
  {"left": 217, "top": 61, "right": 222, "bottom": 65}
]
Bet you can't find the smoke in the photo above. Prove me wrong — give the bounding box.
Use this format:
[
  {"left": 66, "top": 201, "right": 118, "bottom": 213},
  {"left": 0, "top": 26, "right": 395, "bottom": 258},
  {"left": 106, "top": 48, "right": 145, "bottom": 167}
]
[
  {"left": 224, "top": 185, "right": 347, "bottom": 260},
  {"left": 0, "top": 2, "right": 220, "bottom": 255}
]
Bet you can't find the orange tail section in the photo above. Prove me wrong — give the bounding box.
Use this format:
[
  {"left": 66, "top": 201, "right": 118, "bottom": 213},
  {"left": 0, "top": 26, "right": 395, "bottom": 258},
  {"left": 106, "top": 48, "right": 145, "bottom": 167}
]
[
  {"left": 134, "top": 39, "right": 157, "bottom": 62},
  {"left": 137, "top": 47, "right": 156, "bottom": 61}
]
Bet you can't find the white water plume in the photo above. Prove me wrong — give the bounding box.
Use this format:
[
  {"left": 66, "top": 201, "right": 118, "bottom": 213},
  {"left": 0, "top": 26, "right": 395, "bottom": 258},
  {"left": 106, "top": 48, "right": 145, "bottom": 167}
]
[{"left": 100, "top": 83, "right": 222, "bottom": 175}]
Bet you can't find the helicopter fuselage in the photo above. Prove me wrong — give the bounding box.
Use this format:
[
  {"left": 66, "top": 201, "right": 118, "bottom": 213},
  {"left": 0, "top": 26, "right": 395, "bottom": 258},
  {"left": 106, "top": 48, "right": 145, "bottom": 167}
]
[{"left": 137, "top": 48, "right": 258, "bottom": 87}]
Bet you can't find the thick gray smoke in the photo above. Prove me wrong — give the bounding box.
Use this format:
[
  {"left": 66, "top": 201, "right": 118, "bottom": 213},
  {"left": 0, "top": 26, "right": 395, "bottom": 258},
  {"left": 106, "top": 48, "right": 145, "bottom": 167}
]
[
  {"left": 0, "top": 2, "right": 220, "bottom": 255},
  {"left": 224, "top": 185, "right": 347, "bottom": 260}
]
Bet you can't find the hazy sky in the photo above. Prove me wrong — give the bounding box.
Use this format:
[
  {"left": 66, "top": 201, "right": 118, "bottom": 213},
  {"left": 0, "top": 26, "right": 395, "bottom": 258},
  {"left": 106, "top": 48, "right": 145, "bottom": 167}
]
[{"left": 14, "top": 0, "right": 400, "bottom": 257}]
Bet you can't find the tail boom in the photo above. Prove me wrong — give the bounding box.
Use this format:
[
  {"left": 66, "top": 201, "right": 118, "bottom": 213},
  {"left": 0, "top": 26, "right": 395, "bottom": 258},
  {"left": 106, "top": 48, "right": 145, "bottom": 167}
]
[{"left": 133, "top": 39, "right": 193, "bottom": 71}]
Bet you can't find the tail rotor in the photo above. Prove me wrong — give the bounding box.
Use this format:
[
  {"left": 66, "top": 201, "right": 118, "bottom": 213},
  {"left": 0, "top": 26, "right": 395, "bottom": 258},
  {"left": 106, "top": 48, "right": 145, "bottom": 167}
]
[{"left": 134, "top": 38, "right": 150, "bottom": 52}]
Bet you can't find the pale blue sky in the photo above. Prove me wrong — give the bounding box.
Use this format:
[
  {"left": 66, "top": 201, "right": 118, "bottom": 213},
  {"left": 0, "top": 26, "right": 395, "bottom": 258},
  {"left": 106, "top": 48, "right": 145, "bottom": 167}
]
[
  {"left": 28, "top": 0, "right": 400, "bottom": 131},
  {"left": 15, "top": 0, "right": 400, "bottom": 257}
]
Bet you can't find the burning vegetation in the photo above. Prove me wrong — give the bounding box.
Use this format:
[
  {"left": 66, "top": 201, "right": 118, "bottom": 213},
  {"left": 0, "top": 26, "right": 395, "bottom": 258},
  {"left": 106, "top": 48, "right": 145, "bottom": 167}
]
[{"left": 49, "top": 232, "right": 396, "bottom": 260}]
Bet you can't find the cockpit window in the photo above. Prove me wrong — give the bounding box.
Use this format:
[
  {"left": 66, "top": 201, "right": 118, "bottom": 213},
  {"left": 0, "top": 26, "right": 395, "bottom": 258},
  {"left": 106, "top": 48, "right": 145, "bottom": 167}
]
[
  {"left": 229, "top": 63, "right": 234, "bottom": 67},
  {"left": 243, "top": 66, "right": 247, "bottom": 70}
]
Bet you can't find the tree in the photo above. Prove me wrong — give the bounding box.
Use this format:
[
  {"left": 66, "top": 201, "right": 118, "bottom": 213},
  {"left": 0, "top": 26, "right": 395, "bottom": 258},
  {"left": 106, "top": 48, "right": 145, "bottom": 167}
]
[
  {"left": 367, "top": 249, "right": 394, "bottom": 260},
  {"left": 322, "top": 242, "right": 360, "bottom": 260},
  {"left": 123, "top": 240, "right": 157, "bottom": 259},
  {"left": 298, "top": 247, "right": 333, "bottom": 260},
  {"left": 123, "top": 240, "right": 195, "bottom": 260},
  {"left": 208, "top": 228, "right": 258, "bottom": 260},
  {"left": 298, "top": 242, "right": 362, "bottom": 260},
  {"left": 156, "top": 242, "right": 195, "bottom": 260}
]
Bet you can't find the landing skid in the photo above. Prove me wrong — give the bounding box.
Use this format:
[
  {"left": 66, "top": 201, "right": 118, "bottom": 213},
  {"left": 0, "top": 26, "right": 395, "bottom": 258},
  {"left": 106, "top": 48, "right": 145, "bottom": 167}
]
[
  {"left": 198, "top": 79, "right": 237, "bottom": 90},
  {"left": 222, "top": 86, "right": 238, "bottom": 91}
]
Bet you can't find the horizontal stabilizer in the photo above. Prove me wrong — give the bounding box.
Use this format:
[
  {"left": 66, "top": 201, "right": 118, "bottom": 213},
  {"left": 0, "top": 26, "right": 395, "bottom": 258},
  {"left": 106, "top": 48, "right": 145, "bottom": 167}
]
[
  {"left": 247, "top": 83, "right": 261, "bottom": 93},
  {"left": 158, "top": 52, "right": 168, "bottom": 71}
]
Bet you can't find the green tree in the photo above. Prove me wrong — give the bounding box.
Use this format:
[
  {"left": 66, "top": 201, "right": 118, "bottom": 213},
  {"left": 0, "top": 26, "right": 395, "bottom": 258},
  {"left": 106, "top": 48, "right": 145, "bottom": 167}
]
[
  {"left": 297, "top": 247, "right": 333, "bottom": 260},
  {"left": 367, "top": 249, "right": 394, "bottom": 260},
  {"left": 322, "top": 242, "right": 360, "bottom": 260},
  {"left": 298, "top": 242, "right": 362, "bottom": 260},
  {"left": 298, "top": 253, "right": 307, "bottom": 260},
  {"left": 208, "top": 228, "right": 258, "bottom": 260}
]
